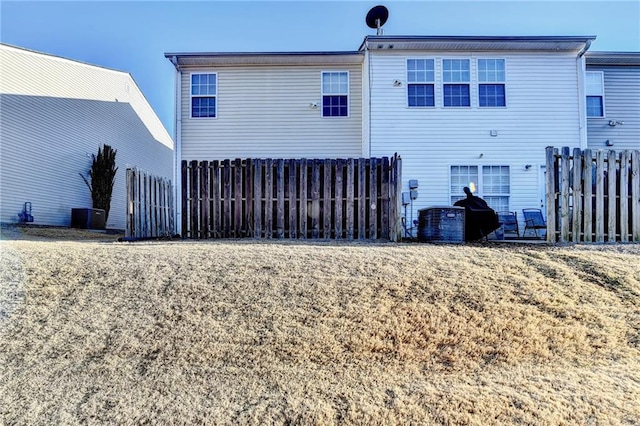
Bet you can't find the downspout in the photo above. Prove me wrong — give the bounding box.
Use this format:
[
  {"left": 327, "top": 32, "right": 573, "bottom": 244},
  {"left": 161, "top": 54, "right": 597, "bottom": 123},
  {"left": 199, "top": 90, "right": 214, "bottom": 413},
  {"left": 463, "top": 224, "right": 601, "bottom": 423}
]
[
  {"left": 363, "top": 44, "right": 371, "bottom": 157},
  {"left": 576, "top": 40, "right": 592, "bottom": 149},
  {"left": 170, "top": 56, "right": 183, "bottom": 235}
]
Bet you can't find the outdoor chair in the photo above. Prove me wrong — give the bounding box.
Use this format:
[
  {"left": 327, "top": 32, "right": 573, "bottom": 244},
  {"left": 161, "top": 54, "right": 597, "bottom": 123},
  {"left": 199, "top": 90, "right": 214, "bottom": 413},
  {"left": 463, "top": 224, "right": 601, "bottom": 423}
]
[
  {"left": 522, "top": 208, "right": 546, "bottom": 239},
  {"left": 497, "top": 211, "right": 519, "bottom": 239}
]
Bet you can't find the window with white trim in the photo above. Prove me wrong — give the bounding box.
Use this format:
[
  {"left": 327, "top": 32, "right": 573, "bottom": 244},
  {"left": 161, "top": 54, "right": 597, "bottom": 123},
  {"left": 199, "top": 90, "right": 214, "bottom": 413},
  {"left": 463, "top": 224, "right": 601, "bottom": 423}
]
[
  {"left": 450, "top": 165, "right": 510, "bottom": 212},
  {"left": 191, "top": 73, "right": 217, "bottom": 118},
  {"left": 443, "top": 59, "right": 470, "bottom": 107},
  {"left": 322, "top": 71, "right": 348, "bottom": 117},
  {"left": 407, "top": 59, "right": 435, "bottom": 107},
  {"left": 478, "top": 59, "right": 506, "bottom": 107},
  {"left": 586, "top": 71, "right": 605, "bottom": 117}
]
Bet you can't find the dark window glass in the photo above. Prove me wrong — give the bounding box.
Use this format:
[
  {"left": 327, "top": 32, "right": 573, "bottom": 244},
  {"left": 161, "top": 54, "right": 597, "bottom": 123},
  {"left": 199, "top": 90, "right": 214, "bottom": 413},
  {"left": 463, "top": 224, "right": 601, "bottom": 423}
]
[
  {"left": 408, "top": 84, "right": 435, "bottom": 107},
  {"left": 479, "top": 84, "right": 506, "bottom": 107},
  {"left": 443, "top": 84, "right": 470, "bottom": 107},
  {"left": 192, "top": 97, "right": 216, "bottom": 118},
  {"left": 322, "top": 95, "right": 348, "bottom": 117},
  {"left": 586, "top": 96, "right": 603, "bottom": 117}
]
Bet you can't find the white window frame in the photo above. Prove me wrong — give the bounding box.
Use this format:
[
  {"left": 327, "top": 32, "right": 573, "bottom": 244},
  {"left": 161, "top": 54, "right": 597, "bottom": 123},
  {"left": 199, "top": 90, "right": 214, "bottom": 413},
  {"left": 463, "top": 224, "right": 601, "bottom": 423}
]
[
  {"left": 586, "top": 71, "right": 605, "bottom": 118},
  {"left": 321, "top": 70, "right": 349, "bottom": 118},
  {"left": 406, "top": 58, "right": 436, "bottom": 108},
  {"left": 442, "top": 58, "right": 472, "bottom": 108},
  {"left": 190, "top": 72, "right": 218, "bottom": 119},
  {"left": 449, "top": 165, "right": 510, "bottom": 211},
  {"left": 477, "top": 58, "right": 507, "bottom": 108}
]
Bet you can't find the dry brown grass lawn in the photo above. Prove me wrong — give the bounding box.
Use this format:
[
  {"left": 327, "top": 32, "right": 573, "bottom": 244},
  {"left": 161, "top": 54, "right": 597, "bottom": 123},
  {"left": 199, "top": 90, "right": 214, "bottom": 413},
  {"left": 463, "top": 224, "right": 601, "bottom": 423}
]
[{"left": 1, "top": 239, "right": 639, "bottom": 425}]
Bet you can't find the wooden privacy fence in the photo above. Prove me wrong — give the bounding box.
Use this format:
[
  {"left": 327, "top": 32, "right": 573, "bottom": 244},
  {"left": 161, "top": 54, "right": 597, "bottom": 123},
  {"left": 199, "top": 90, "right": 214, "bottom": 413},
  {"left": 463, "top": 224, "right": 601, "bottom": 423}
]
[
  {"left": 181, "top": 155, "right": 402, "bottom": 241},
  {"left": 126, "top": 167, "right": 175, "bottom": 240},
  {"left": 546, "top": 147, "right": 640, "bottom": 243}
]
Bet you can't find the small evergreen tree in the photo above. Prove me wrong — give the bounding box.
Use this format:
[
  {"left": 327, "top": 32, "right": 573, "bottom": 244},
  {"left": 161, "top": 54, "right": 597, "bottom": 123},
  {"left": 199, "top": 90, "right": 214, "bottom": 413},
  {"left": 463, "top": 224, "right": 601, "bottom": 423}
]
[{"left": 80, "top": 144, "right": 118, "bottom": 224}]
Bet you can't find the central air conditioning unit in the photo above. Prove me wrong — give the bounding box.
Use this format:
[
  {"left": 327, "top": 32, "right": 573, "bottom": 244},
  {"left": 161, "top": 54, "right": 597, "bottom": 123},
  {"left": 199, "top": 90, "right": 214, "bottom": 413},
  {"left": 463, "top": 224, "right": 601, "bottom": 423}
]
[{"left": 417, "top": 206, "right": 465, "bottom": 243}]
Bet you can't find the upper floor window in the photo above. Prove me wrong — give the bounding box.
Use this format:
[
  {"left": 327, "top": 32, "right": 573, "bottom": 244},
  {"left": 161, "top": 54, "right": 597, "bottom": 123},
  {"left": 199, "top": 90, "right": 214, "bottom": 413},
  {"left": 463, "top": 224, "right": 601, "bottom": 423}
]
[
  {"left": 322, "top": 71, "right": 349, "bottom": 117},
  {"left": 478, "top": 59, "right": 506, "bottom": 107},
  {"left": 586, "top": 71, "right": 605, "bottom": 117},
  {"left": 191, "top": 73, "right": 217, "bottom": 118},
  {"left": 407, "top": 59, "right": 435, "bottom": 107},
  {"left": 443, "top": 59, "right": 471, "bottom": 107}
]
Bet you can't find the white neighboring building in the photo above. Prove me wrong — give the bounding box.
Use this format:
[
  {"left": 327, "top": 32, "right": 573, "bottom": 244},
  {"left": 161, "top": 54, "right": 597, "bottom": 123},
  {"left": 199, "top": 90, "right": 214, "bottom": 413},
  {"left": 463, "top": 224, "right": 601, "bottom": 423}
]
[{"left": 0, "top": 43, "right": 173, "bottom": 230}]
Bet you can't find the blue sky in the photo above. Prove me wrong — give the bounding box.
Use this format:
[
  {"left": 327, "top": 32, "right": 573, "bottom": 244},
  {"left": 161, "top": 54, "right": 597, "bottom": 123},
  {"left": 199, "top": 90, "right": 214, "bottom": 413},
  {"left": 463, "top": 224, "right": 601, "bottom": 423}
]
[{"left": 2, "top": 0, "right": 639, "bottom": 138}]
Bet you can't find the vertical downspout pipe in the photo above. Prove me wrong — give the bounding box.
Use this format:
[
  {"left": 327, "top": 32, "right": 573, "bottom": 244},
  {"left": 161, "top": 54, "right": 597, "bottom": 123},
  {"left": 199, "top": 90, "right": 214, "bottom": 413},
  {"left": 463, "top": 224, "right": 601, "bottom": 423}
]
[
  {"left": 577, "top": 40, "right": 592, "bottom": 149},
  {"left": 171, "top": 56, "right": 182, "bottom": 235}
]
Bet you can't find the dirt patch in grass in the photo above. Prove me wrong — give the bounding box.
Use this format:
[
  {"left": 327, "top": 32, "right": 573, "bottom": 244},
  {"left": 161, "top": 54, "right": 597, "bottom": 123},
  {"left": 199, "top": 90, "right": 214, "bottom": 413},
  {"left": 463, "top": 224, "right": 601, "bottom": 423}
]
[
  {"left": 0, "top": 223, "right": 123, "bottom": 242},
  {"left": 1, "top": 240, "right": 639, "bottom": 424}
]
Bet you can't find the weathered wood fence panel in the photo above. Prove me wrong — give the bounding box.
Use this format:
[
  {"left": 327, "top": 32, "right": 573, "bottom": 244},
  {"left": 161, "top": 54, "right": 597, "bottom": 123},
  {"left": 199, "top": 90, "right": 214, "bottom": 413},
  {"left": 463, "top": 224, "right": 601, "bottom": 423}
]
[
  {"left": 546, "top": 147, "right": 640, "bottom": 243},
  {"left": 181, "top": 155, "right": 402, "bottom": 241},
  {"left": 126, "top": 167, "right": 175, "bottom": 240}
]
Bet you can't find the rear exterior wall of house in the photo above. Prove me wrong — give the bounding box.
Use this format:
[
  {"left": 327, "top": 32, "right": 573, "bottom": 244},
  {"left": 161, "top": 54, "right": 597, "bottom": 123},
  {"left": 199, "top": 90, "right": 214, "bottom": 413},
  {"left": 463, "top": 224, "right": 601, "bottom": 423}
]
[
  {"left": 366, "top": 51, "right": 583, "bottom": 233},
  {"left": 178, "top": 64, "right": 363, "bottom": 160}
]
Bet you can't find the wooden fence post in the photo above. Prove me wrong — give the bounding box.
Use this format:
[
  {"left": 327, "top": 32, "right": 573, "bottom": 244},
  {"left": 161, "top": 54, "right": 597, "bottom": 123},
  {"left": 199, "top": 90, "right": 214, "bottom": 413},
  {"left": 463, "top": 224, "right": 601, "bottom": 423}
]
[
  {"left": 276, "top": 159, "right": 285, "bottom": 239},
  {"left": 212, "top": 161, "right": 220, "bottom": 238},
  {"left": 607, "top": 150, "right": 618, "bottom": 242},
  {"left": 369, "top": 157, "right": 378, "bottom": 240},
  {"left": 545, "top": 147, "right": 557, "bottom": 243},
  {"left": 334, "top": 159, "right": 344, "bottom": 239},
  {"left": 253, "top": 159, "right": 262, "bottom": 239},
  {"left": 358, "top": 158, "right": 366, "bottom": 240},
  {"left": 560, "top": 147, "right": 571, "bottom": 243},
  {"left": 572, "top": 148, "right": 583, "bottom": 242},
  {"left": 619, "top": 151, "right": 629, "bottom": 242},
  {"left": 323, "top": 160, "right": 333, "bottom": 239},
  {"left": 595, "top": 150, "right": 605, "bottom": 242},
  {"left": 346, "top": 158, "right": 355, "bottom": 240},
  {"left": 234, "top": 158, "right": 243, "bottom": 238},
  {"left": 265, "top": 159, "right": 273, "bottom": 239},
  {"left": 299, "top": 159, "right": 308, "bottom": 239},
  {"left": 583, "top": 149, "right": 593, "bottom": 242},
  {"left": 288, "top": 159, "right": 298, "bottom": 239}
]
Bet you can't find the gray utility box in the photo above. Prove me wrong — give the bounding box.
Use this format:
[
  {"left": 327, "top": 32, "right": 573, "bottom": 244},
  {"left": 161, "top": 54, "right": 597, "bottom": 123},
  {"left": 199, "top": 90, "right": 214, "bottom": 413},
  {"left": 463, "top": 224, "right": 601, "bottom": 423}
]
[
  {"left": 71, "top": 208, "right": 106, "bottom": 230},
  {"left": 418, "top": 206, "right": 465, "bottom": 243}
]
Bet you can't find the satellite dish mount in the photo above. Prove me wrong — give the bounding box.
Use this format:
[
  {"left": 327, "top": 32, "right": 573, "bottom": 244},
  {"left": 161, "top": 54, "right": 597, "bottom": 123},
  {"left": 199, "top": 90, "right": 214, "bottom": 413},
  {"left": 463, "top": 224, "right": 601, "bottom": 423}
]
[{"left": 366, "top": 5, "right": 389, "bottom": 35}]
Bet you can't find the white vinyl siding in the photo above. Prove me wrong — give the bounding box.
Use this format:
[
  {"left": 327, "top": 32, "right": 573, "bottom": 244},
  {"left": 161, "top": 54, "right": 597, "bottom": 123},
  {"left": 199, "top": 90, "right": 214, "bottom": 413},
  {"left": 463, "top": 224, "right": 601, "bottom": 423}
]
[
  {"left": 0, "top": 44, "right": 173, "bottom": 229},
  {"left": 586, "top": 65, "right": 640, "bottom": 151},
  {"left": 179, "top": 64, "right": 363, "bottom": 160},
  {"left": 368, "top": 50, "right": 581, "bottom": 227}
]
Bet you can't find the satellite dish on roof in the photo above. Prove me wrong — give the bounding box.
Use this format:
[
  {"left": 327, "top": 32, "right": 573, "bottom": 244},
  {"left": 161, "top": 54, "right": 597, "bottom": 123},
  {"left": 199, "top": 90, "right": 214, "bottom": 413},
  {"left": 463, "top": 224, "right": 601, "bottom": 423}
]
[{"left": 366, "top": 5, "right": 389, "bottom": 35}]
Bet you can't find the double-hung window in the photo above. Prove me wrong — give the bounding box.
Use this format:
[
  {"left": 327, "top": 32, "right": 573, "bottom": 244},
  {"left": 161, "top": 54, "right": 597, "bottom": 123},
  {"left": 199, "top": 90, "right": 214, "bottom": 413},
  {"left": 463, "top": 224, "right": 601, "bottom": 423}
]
[
  {"left": 586, "top": 71, "right": 605, "bottom": 117},
  {"left": 191, "top": 73, "right": 217, "bottom": 118},
  {"left": 450, "top": 165, "right": 510, "bottom": 211},
  {"left": 443, "top": 59, "right": 470, "bottom": 107},
  {"left": 322, "top": 71, "right": 349, "bottom": 117},
  {"left": 478, "top": 59, "right": 506, "bottom": 107},
  {"left": 407, "top": 59, "right": 435, "bottom": 107}
]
